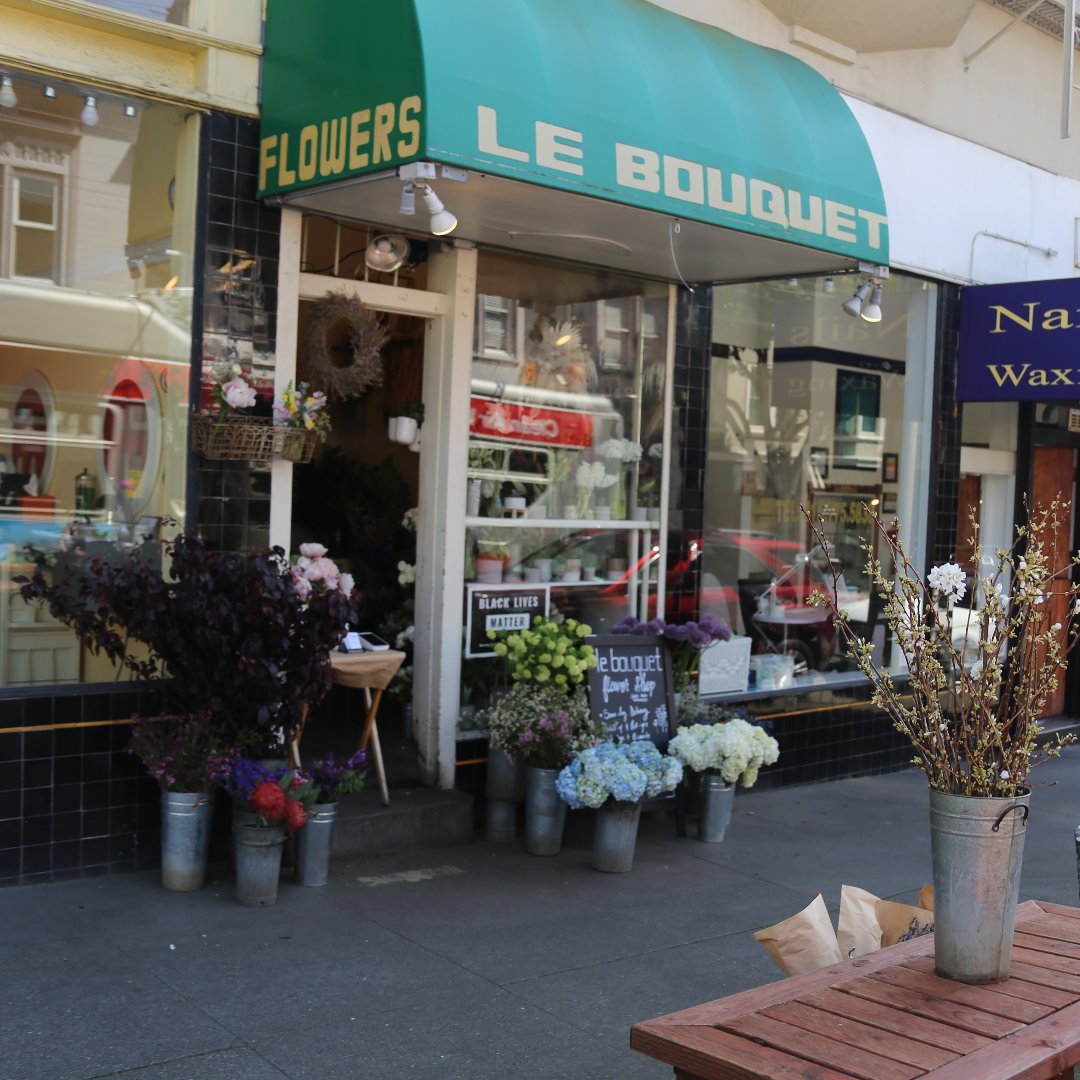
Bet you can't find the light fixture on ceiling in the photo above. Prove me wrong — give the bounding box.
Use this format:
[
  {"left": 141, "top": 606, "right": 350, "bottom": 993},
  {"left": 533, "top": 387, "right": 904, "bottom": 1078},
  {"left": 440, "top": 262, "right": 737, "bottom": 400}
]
[
  {"left": 42, "top": 84, "right": 57, "bottom": 99},
  {"left": 364, "top": 234, "right": 410, "bottom": 273},
  {"left": 787, "top": 277, "right": 799, "bottom": 288},
  {"left": 840, "top": 265, "right": 889, "bottom": 321},
  {"left": 416, "top": 182, "right": 457, "bottom": 236},
  {"left": 399, "top": 182, "right": 416, "bottom": 216},
  {"left": 823, "top": 276, "right": 835, "bottom": 294},
  {"left": 80, "top": 95, "right": 99, "bottom": 126},
  {"left": 0, "top": 76, "right": 17, "bottom": 109},
  {"left": 123, "top": 102, "right": 138, "bottom": 119}
]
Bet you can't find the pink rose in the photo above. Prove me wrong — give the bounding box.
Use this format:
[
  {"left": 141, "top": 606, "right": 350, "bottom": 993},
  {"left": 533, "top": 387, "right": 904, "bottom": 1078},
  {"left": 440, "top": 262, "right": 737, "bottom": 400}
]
[
  {"left": 222, "top": 377, "right": 257, "bottom": 409},
  {"left": 339, "top": 573, "right": 355, "bottom": 595},
  {"left": 306, "top": 557, "right": 340, "bottom": 586},
  {"left": 291, "top": 573, "right": 312, "bottom": 601},
  {"left": 299, "top": 542, "right": 327, "bottom": 559}
]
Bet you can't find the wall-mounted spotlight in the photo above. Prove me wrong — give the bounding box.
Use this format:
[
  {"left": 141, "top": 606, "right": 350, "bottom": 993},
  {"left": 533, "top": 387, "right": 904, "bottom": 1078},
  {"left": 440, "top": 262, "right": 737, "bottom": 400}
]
[
  {"left": 80, "top": 95, "right": 99, "bottom": 126},
  {"left": 42, "top": 84, "right": 57, "bottom": 99},
  {"left": 823, "top": 276, "right": 835, "bottom": 294},
  {"left": 123, "top": 103, "right": 138, "bottom": 119},
  {"left": 840, "top": 264, "right": 889, "bottom": 322},
  {"left": 0, "top": 76, "right": 17, "bottom": 109},
  {"left": 417, "top": 182, "right": 457, "bottom": 236},
  {"left": 841, "top": 280, "right": 873, "bottom": 318},
  {"left": 399, "top": 181, "right": 416, "bottom": 216}
]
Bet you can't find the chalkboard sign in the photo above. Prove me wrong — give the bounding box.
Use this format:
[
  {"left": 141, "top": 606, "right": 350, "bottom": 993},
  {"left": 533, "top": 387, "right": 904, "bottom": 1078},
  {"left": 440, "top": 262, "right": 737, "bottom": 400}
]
[{"left": 586, "top": 634, "right": 676, "bottom": 749}]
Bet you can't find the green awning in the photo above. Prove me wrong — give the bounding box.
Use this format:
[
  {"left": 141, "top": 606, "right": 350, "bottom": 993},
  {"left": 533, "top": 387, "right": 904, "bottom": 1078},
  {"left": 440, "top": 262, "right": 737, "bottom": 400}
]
[{"left": 259, "top": 0, "right": 888, "bottom": 264}]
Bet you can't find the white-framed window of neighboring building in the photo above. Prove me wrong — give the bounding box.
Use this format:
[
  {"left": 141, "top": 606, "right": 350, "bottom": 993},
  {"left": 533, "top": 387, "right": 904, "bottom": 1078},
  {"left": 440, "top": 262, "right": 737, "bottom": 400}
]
[{"left": 10, "top": 171, "right": 61, "bottom": 282}]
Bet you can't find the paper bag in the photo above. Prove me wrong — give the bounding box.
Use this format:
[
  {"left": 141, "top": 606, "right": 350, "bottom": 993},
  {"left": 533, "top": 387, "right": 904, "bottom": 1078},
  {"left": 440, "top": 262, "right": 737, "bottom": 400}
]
[
  {"left": 875, "top": 898, "right": 935, "bottom": 946},
  {"left": 753, "top": 893, "right": 843, "bottom": 976},
  {"left": 837, "top": 884, "right": 884, "bottom": 959}
]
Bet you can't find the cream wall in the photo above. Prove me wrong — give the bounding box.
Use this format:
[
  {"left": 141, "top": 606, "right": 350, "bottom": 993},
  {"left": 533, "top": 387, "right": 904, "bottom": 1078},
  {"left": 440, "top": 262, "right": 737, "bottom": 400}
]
[
  {"left": 650, "top": 0, "right": 1080, "bottom": 184},
  {"left": 0, "top": 0, "right": 262, "bottom": 115}
]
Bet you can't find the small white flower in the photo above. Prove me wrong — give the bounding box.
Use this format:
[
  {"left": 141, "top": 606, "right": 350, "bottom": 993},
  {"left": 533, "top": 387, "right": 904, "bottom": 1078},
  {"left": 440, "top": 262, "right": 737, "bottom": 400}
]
[
  {"left": 1000, "top": 769, "right": 1010, "bottom": 780},
  {"left": 1052, "top": 622, "right": 1062, "bottom": 632},
  {"left": 928, "top": 562, "right": 967, "bottom": 605}
]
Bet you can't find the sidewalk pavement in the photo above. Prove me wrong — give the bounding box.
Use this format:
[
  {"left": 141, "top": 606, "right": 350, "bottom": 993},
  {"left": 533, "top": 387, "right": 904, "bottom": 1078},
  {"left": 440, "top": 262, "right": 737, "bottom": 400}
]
[{"left": 5, "top": 758, "right": 1080, "bottom": 1080}]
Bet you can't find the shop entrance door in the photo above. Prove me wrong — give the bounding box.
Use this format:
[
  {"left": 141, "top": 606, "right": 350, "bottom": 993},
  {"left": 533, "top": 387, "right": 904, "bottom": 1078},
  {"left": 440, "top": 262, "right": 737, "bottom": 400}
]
[{"left": 1032, "top": 445, "right": 1074, "bottom": 718}]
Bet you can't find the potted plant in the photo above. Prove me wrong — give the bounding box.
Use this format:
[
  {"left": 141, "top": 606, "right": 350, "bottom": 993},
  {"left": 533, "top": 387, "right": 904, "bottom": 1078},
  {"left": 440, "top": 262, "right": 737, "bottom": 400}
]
[
  {"left": 388, "top": 401, "right": 424, "bottom": 445},
  {"left": 667, "top": 709, "right": 779, "bottom": 843},
  {"left": 486, "top": 615, "right": 600, "bottom": 854},
  {"left": 556, "top": 740, "right": 683, "bottom": 872},
  {"left": 226, "top": 757, "right": 314, "bottom": 906},
  {"left": 127, "top": 711, "right": 243, "bottom": 891},
  {"left": 803, "top": 496, "right": 1079, "bottom": 983},
  {"left": 598, "top": 437, "right": 642, "bottom": 520},
  {"left": 17, "top": 533, "right": 359, "bottom": 889},
  {"left": 295, "top": 750, "right": 367, "bottom": 886},
  {"left": 475, "top": 537, "right": 511, "bottom": 583}
]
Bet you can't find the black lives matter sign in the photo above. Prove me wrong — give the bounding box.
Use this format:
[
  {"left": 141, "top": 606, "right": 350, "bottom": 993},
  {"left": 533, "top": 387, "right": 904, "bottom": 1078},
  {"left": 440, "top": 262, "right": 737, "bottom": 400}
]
[{"left": 464, "top": 584, "right": 550, "bottom": 658}]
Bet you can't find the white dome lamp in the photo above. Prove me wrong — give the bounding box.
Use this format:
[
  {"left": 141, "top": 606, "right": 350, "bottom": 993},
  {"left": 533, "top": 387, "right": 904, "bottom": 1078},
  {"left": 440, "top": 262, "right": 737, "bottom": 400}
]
[
  {"left": 80, "top": 95, "right": 99, "bottom": 126},
  {"left": 841, "top": 279, "right": 872, "bottom": 318},
  {"left": 364, "top": 234, "right": 411, "bottom": 273},
  {"left": 418, "top": 183, "right": 457, "bottom": 236},
  {"left": 0, "top": 76, "right": 17, "bottom": 109}
]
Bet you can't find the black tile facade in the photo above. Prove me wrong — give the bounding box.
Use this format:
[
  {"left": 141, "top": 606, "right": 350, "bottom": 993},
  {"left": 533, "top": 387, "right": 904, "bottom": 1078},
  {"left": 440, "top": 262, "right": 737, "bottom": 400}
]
[{"left": 0, "top": 111, "right": 277, "bottom": 886}]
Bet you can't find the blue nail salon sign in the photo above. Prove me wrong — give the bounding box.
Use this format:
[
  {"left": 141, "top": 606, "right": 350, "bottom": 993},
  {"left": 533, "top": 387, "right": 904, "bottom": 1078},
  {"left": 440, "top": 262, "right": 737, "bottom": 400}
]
[{"left": 958, "top": 277, "right": 1080, "bottom": 401}]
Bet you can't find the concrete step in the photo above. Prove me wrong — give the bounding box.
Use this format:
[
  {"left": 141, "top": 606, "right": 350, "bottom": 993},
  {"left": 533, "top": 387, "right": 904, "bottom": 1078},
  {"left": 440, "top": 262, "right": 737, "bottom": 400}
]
[{"left": 328, "top": 786, "right": 474, "bottom": 857}]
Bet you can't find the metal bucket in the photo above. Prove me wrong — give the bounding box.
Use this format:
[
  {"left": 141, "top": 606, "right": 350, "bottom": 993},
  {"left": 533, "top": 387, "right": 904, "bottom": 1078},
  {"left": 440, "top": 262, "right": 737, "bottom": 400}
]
[
  {"left": 929, "top": 787, "right": 1030, "bottom": 983},
  {"left": 485, "top": 749, "right": 524, "bottom": 842},
  {"left": 296, "top": 803, "right": 338, "bottom": 887},
  {"left": 160, "top": 790, "right": 213, "bottom": 891},
  {"left": 524, "top": 766, "right": 566, "bottom": 856},
  {"left": 697, "top": 774, "right": 735, "bottom": 843},
  {"left": 592, "top": 800, "right": 641, "bottom": 873},
  {"left": 234, "top": 823, "right": 286, "bottom": 906}
]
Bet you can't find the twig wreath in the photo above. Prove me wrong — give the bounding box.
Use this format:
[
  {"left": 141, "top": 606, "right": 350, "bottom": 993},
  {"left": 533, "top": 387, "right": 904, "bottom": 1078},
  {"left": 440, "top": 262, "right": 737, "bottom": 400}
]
[{"left": 302, "top": 292, "right": 388, "bottom": 400}]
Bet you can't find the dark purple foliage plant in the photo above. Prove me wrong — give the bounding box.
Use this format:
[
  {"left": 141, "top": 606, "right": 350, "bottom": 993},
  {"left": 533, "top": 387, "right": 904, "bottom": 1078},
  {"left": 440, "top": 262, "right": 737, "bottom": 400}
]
[{"left": 17, "top": 531, "right": 359, "bottom": 755}]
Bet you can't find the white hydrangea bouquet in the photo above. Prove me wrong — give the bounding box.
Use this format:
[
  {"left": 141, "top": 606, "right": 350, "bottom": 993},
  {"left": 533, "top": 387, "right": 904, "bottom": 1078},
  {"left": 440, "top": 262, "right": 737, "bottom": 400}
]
[
  {"left": 556, "top": 740, "right": 683, "bottom": 809},
  {"left": 802, "top": 496, "right": 1079, "bottom": 797},
  {"left": 668, "top": 720, "right": 779, "bottom": 788}
]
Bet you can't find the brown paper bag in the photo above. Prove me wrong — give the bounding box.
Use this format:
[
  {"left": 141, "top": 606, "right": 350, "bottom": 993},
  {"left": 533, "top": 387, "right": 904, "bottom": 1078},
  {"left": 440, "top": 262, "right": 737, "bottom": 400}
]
[
  {"left": 753, "top": 893, "right": 843, "bottom": 976},
  {"left": 837, "top": 884, "right": 884, "bottom": 959},
  {"left": 875, "top": 898, "right": 935, "bottom": 946}
]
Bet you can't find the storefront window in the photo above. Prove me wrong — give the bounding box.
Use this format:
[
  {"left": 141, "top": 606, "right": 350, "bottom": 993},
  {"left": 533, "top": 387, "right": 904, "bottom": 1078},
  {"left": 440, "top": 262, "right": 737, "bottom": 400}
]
[
  {"left": 702, "top": 273, "right": 936, "bottom": 692},
  {"left": 70, "top": 0, "right": 262, "bottom": 42},
  {"left": 0, "top": 79, "right": 199, "bottom": 688},
  {"left": 460, "top": 252, "right": 670, "bottom": 716}
]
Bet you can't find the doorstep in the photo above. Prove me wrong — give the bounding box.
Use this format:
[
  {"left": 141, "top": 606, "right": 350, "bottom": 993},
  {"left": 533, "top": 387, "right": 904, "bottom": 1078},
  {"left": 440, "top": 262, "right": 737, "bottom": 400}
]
[{"left": 329, "top": 786, "right": 474, "bottom": 857}]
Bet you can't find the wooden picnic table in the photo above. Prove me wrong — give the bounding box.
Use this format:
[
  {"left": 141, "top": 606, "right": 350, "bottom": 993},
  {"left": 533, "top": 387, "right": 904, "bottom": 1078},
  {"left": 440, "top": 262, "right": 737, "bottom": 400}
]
[{"left": 631, "top": 899, "right": 1080, "bottom": 1080}]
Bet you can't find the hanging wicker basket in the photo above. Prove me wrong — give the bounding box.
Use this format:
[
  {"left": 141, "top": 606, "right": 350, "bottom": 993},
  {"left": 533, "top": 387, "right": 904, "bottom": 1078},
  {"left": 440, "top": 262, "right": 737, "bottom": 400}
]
[{"left": 191, "top": 413, "right": 318, "bottom": 464}]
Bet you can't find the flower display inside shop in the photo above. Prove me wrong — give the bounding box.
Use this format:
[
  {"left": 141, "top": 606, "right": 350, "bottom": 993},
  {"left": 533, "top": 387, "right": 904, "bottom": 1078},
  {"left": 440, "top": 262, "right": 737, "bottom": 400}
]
[
  {"left": 574, "top": 459, "right": 617, "bottom": 519},
  {"left": 301, "top": 750, "right": 367, "bottom": 803},
  {"left": 556, "top": 740, "right": 683, "bottom": 810},
  {"left": 668, "top": 720, "right": 779, "bottom": 788},
  {"left": 273, "top": 380, "right": 331, "bottom": 440},
  {"left": 612, "top": 614, "right": 731, "bottom": 692},
  {"left": 476, "top": 682, "right": 599, "bottom": 770},
  {"left": 637, "top": 442, "right": 664, "bottom": 508},
  {"left": 227, "top": 757, "right": 314, "bottom": 835},
  {"left": 803, "top": 496, "right": 1079, "bottom": 797},
  {"left": 488, "top": 614, "right": 597, "bottom": 688}
]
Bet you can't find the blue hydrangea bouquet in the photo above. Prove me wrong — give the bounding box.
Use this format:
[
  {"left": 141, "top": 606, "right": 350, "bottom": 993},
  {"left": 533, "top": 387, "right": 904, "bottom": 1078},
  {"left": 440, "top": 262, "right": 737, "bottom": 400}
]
[{"left": 556, "top": 740, "right": 683, "bottom": 809}]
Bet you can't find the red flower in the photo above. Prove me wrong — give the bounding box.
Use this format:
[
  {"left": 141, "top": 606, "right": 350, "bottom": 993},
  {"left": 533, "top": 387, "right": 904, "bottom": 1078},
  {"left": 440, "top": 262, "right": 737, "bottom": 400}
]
[
  {"left": 251, "top": 780, "right": 286, "bottom": 820},
  {"left": 283, "top": 798, "right": 307, "bottom": 835}
]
